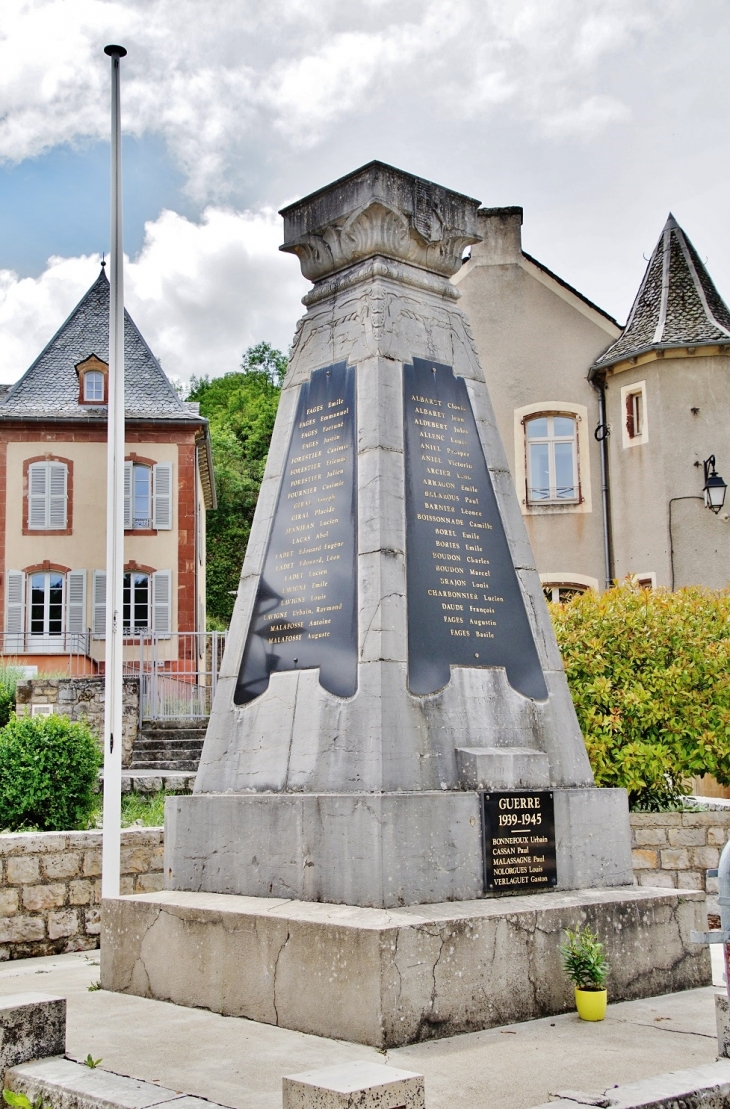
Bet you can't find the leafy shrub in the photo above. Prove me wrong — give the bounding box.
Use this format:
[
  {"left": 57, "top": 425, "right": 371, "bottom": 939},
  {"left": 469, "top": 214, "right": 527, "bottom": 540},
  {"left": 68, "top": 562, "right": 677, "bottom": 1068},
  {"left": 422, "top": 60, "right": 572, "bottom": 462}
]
[
  {"left": 0, "top": 664, "right": 22, "bottom": 727},
  {"left": 0, "top": 714, "right": 102, "bottom": 832},
  {"left": 560, "top": 926, "right": 609, "bottom": 990},
  {"left": 550, "top": 583, "right": 730, "bottom": 809}
]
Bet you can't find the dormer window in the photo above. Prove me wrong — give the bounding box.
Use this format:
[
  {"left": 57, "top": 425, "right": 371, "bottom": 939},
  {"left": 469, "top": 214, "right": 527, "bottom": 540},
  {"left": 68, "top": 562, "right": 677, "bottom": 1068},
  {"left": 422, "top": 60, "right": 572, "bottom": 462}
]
[
  {"left": 75, "top": 354, "right": 108, "bottom": 405},
  {"left": 84, "top": 371, "right": 104, "bottom": 402}
]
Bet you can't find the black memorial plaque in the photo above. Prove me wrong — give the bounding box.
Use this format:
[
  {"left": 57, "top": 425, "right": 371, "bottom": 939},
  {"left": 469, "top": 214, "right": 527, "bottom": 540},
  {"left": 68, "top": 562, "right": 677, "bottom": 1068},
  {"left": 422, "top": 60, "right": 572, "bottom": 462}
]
[
  {"left": 403, "top": 357, "right": 548, "bottom": 699},
  {"left": 482, "top": 791, "right": 557, "bottom": 893},
  {"left": 234, "top": 362, "right": 357, "bottom": 704}
]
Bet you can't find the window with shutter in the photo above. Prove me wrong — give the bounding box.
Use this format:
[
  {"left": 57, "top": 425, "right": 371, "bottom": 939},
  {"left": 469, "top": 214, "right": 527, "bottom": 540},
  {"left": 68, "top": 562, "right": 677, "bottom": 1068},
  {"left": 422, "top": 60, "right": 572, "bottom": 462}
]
[
  {"left": 152, "top": 570, "right": 172, "bottom": 635},
  {"left": 92, "top": 570, "right": 106, "bottom": 637},
  {"left": 153, "top": 463, "right": 172, "bottom": 529},
  {"left": 124, "top": 462, "right": 133, "bottom": 530},
  {"left": 28, "top": 464, "right": 47, "bottom": 528},
  {"left": 66, "top": 571, "right": 86, "bottom": 637},
  {"left": 5, "top": 571, "right": 25, "bottom": 651},
  {"left": 27, "top": 461, "right": 68, "bottom": 529}
]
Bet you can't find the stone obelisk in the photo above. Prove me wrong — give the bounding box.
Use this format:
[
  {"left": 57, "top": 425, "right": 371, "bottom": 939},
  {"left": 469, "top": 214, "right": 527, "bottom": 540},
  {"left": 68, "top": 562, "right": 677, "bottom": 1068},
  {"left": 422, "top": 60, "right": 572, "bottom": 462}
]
[{"left": 166, "top": 161, "right": 633, "bottom": 906}]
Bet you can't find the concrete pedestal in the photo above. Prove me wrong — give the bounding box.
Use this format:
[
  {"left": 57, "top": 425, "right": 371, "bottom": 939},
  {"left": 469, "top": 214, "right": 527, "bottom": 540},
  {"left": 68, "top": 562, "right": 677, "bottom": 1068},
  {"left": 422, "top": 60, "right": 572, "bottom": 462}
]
[
  {"left": 165, "top": 787, "right": 633, "bottom": 908},
  {"left": 101, "top": 886, "right": 710, "bottom": 1048}
]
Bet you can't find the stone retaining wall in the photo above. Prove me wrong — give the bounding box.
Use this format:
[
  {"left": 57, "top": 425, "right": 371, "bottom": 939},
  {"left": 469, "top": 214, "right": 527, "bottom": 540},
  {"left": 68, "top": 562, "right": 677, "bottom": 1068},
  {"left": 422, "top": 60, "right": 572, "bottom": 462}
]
[
  {"left": 630, "top": 810, "right": 730, "bottom": 892},
  {"left": 15, "top": 678, "right": 139, "bottom": 767},
  {"left": 1, "top": 811, "right": 727, "bottom": 962},
  {"left": 0, "top": 828, "right": 163, "bottom": 961}
]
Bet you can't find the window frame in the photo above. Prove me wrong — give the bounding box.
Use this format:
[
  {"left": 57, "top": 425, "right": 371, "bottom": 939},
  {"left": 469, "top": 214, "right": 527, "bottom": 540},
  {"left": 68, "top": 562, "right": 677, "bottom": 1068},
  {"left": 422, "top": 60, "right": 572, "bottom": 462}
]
[
  {"left": 83, "top": 370, "right": 105, "bottom": 402},
  {"left": 620, "top": 380, "right": 649, "bottom": 448},
  {"left": 524, "top": 412, "right": 581, "bottom": 505},
  {"left": 24, "top": 458, "right": 71, "bottom": 533}
]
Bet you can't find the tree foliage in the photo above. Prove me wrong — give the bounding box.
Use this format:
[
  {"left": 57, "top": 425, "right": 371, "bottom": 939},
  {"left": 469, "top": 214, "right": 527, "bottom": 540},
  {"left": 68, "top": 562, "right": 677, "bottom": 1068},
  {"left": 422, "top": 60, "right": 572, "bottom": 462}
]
[
  {"left": 190, "top": 342, "right": 286, "bottom": 624},
  {"left": 550, "top": 582, "right": 730, "bottom": 808},
  {"left": 0, "top": 714, "right": 102, "bottom": 832}
]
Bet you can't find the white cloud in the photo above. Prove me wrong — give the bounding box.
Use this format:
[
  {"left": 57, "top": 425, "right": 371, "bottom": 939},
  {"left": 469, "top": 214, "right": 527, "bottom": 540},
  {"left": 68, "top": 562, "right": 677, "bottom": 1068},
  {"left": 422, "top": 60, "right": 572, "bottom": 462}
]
[
  {"left": 0, "top": 206, "right": 308, "bottom": 383},
  {"left": 0, "top": 0, "right": 672, "bottom": 202}
]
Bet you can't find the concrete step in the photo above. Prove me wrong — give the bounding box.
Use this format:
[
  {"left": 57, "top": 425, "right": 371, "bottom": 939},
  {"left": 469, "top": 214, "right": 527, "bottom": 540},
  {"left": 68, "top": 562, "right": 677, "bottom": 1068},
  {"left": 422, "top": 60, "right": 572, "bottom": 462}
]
[
  {"left": 130, "top": 740, "right": 203, "bottom": 749},
  {"left": 122, "top": 770, "right": 196, "bottom": 793},
  {"left": 130, "top": 759, "right": 200, "bottom": 771}
]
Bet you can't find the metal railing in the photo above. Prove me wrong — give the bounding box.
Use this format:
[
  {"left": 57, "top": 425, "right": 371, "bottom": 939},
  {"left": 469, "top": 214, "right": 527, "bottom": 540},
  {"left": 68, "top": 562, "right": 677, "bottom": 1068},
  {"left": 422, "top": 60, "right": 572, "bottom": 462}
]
[
  {"left": 0, "top": 631, "right": 92, "bottom": 676},
  {"left": 121, "top": 631, "right": 227, "bottom": 722}
]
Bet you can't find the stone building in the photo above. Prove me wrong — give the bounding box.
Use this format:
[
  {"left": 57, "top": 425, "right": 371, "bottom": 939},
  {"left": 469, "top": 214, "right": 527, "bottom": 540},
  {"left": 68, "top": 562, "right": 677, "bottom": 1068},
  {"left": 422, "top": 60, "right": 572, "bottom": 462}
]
[
  {"left": 453, "top": 209, "right": 730, "bottom": 597},
  {"left": 0, "top": 264, "right": 215, "bottom": 674}
]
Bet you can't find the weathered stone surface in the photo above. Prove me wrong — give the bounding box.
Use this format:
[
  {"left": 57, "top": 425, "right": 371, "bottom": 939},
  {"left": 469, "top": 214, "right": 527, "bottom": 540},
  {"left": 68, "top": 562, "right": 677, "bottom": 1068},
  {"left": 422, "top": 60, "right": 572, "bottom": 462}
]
[
  {"left": 716, "top": 992, "right": 730, "bottom": 1058},
  {"left": 7, "top": 1056, "right": 180, "bottom": 1109},
  {"left": 0, "top": 829, "right": 163, "bottom": 959},
  {"left": 173, "top": 164, "right": 621, "bottom": 915},
  {"left": 282, "top": 1062, "right": 425, "bottom": 1109},
  {"left": 101, "top": 886, "right": 710, "bottom": 1048},
  {"left": 166, "top": 787, "right": 632, "bottom": 908},
  {"left": 536, "top": 1060, "right": 730, "bottom": 1109},
  {"left": 0, "top": 993, "right": 65, "bottom": 1069}
]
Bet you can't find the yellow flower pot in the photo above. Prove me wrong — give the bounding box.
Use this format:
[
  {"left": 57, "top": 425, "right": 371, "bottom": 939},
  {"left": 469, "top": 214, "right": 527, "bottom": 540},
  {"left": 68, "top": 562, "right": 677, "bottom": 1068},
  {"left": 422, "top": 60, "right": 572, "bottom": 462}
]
[{"left": 575, "top": 988, "right": 607, "bottom": 1021}]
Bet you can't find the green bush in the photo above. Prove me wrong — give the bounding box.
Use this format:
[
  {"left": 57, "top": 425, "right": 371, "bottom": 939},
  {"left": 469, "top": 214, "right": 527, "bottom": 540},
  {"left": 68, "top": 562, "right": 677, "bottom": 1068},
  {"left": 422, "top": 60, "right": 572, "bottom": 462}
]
[
  {"left": 0, "top": 714, "right": 102, "bottom": 832},
  {"left": 550, "top": 582, "right": 730, "bottom": 809},
  {"left": 0, "top": 664, "right": 22, "bottom": 727}
]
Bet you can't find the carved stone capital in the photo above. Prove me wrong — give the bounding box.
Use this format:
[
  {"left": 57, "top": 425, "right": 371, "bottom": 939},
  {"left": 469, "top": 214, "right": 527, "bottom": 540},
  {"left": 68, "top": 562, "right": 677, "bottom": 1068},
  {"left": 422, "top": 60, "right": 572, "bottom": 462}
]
[{"left": 280, "top": 161, "right": 482, "bottom": 283}]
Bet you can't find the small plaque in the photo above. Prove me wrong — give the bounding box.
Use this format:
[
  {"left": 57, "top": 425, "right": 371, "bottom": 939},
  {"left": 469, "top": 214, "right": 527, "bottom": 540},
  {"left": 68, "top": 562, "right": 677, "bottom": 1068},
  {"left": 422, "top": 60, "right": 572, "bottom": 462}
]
[
  {"left": 482, "top": 791, "right": 557, "bottom": 894},
  {"left": 234, "top": 362, "right": 358, "bottom": 704},
  {"left": 403, "top": 357, "right": 548, "bottom": 700}
]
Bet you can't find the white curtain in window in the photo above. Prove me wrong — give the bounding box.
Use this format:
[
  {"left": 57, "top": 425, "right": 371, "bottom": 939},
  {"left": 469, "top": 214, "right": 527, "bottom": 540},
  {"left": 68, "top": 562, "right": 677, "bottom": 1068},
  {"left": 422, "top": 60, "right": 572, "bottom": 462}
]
[{"left": 28, "top": 461, "right": 68, "bottom": 529}]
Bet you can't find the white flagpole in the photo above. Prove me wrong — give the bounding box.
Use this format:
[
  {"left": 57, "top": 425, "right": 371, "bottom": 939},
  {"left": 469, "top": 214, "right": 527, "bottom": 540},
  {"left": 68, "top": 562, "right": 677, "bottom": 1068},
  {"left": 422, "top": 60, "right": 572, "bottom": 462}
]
[{"left": 101, "top": 43, "right": 127, "bottom": 900}]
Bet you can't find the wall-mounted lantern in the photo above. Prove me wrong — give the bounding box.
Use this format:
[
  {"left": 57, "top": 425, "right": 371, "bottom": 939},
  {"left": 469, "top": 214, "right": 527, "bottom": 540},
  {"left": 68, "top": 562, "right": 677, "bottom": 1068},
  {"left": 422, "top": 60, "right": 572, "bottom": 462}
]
[{"left": 703, "top": 456, "right": 728, "bottom": 514}]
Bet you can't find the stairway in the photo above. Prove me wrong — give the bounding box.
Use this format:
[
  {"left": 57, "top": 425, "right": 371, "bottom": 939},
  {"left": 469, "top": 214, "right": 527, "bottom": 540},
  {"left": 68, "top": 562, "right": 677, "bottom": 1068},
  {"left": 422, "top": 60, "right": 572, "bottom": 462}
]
[{"left": 130, "top": 720, "right": 207, "bottom": 772}]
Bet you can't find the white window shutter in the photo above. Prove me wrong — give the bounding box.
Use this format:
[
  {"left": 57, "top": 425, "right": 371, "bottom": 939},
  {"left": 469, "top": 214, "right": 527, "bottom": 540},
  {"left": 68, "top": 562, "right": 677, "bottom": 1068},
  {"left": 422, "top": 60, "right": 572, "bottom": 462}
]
[
  {"left": 49, "top": 463, "right": 67, "bottom": 529},
  {"left": 124, "top": 461, "right": 133, "bottom": 529},
  {"left": 66, "top": 570, "right": 86, "bottom": 635},
  {"left": 152, "top": 570, "right": 171, "bottom": 635},
  {"left": 6, "top": 571, "right": 25, "bottom": 650},
  {"left": 93, "top": 570, "right": 106, "bottom": 637},
  {"left": 153, "top": 463, "right": 172, "bottom": 529},
  {"left": 28, "top": 463, "right": 47, "bottom": 528}
]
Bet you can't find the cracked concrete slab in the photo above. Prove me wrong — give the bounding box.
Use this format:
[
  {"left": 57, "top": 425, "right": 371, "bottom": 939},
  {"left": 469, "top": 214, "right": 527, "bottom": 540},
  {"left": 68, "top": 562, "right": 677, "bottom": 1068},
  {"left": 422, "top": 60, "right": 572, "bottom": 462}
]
[
  {"left": 101, "top": 887, "right": 710, "bottom": 1048},
  {"left": 0, "top": 952, "right": 723, "bottom": 1109}
]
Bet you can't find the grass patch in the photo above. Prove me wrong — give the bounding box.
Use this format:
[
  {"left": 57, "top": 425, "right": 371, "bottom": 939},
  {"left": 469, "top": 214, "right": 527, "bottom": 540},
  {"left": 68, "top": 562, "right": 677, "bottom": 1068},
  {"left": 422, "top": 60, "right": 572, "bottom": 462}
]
[{"left": 83, "top": 789, "right": 183, "bottom": 830}]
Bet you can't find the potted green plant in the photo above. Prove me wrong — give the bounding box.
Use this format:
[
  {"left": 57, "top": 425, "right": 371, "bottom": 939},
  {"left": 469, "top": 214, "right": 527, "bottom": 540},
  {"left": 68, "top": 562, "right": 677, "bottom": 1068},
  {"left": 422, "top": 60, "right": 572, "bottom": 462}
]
[{"left": 559, "top": 925, "right": 609, "bottom": 1021}]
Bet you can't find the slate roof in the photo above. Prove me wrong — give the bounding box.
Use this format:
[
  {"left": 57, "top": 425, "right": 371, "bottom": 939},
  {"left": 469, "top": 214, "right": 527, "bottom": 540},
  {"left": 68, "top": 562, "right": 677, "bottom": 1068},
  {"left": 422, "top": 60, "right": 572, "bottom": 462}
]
[
  {"left": 593, "top": 214, "right": 730, "bottom": 371},
  {"left": 0, "top": 267, "right": 199, "bottom": 422}
]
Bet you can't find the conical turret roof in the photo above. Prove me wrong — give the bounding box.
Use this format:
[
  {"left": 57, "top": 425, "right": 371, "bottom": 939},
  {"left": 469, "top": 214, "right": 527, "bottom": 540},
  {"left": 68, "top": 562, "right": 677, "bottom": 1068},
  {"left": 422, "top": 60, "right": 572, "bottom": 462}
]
[
  {"left": 593, "top": 215, "right": 730, "bottom": 371},
  {"left": 0, "top": 266, "right": 198, "bottom": 422}
]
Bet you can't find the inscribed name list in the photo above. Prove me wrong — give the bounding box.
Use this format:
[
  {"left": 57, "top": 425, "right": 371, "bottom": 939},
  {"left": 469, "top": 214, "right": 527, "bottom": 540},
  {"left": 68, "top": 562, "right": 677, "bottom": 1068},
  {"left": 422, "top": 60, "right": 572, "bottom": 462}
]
[
  {"left": 482, "top": 791, "right": 557, "bottom": 893},
  {"left": 235, "top": 362, "right": 357, "bottom": 704},
  {"left": 403, "top": 358, "right": 547, "bottom": 699}
]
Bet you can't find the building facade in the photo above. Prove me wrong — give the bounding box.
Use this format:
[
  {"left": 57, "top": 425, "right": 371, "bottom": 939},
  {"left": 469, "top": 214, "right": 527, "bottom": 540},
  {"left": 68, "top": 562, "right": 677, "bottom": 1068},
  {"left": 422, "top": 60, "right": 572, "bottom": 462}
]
[
  {"left": 0, "top": 265, "right": 215, "bottom": 674},
  {"left": 454, "top": 209, "right": 730, "bottom": 596}
]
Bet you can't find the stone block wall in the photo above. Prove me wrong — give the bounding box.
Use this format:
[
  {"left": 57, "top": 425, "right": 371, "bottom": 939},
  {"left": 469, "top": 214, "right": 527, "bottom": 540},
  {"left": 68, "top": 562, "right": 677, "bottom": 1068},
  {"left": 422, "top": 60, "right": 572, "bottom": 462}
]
[
  {"left": 0, "top": 828, "right": 163, "bottom": 960},
  {"left": 15, "top": 678, "right": 139, "bottom": 767},
  {"left": 630, "top": 811, "right": 730, "bottom": 892}
]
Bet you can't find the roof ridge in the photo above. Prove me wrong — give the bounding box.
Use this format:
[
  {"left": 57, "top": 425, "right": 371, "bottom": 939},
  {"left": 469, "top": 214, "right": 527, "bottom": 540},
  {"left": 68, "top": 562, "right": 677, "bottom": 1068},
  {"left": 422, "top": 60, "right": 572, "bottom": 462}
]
[
  {"left": 0, "top": 267, "right": 198, "bottom": 422},
  {"left": 592, "top": 214, "right": 730, "bottom": 371}
]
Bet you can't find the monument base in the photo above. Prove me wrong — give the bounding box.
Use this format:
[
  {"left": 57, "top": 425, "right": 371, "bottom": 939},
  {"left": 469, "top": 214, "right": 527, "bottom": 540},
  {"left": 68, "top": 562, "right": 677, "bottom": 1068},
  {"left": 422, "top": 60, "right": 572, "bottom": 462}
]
[
  {"left": 101, "top": 886, "right": 709, "bottom": 1048},
  {"left": 165, "top": 788, "right": 633, "bottom": 907}
]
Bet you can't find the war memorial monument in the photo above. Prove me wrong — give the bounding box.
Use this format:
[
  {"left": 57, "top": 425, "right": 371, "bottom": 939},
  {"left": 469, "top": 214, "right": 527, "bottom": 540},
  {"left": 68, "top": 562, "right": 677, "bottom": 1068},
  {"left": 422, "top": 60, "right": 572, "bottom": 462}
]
[{"left": 102, "top": 162, "right": 708, "bottom": 1047}]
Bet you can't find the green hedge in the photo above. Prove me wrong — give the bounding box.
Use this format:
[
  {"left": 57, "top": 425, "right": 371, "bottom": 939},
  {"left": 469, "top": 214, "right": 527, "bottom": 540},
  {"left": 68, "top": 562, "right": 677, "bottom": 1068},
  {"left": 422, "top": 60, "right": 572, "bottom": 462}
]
[
  {"left": 0, "top": 714, "right": 102, "bottom": 832},
  {"left": 550, "top": 584, "right": 730, "bottom": 809}
]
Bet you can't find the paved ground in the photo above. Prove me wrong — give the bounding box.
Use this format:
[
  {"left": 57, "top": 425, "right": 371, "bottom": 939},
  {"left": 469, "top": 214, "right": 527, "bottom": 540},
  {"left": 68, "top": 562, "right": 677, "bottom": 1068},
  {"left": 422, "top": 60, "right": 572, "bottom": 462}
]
[{"left": 0, "top": 951, "right": 724, "bottom": 1109}]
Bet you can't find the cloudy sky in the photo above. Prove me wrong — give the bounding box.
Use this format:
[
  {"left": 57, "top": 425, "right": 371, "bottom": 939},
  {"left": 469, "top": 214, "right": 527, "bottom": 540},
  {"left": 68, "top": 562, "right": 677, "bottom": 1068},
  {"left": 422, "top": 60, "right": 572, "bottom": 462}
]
[{"left": 0, "top": 0, "right": 727, "bottom": 383}]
